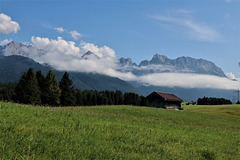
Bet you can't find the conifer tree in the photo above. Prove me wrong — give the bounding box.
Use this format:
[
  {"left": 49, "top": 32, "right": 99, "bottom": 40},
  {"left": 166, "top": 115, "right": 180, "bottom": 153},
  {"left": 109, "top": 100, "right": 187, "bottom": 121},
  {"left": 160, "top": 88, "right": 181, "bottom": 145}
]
[
  {"left": 15, "top": 68, "right": 41, "bottom": 105},
  {"left": 59, "top": 72, "right": 76, "bottom": 106},
  {"left": 75, "top": 89, "right": 83, "bottom": 106},
  {"left": 45, "top": 70, "right": 61, "bottom": 106},
  {"left": 114, "top": 90, "right": 124, "bottom": 105},
  {"left": 36, "top": 70, "right": 48, "bottom": 104}
]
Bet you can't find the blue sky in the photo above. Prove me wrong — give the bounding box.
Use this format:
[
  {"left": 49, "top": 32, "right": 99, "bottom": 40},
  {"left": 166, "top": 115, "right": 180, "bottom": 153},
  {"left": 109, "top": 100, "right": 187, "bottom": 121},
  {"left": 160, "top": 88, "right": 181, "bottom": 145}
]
[{"left": 1, "top": 0, "right": 240, "bottom": 78}]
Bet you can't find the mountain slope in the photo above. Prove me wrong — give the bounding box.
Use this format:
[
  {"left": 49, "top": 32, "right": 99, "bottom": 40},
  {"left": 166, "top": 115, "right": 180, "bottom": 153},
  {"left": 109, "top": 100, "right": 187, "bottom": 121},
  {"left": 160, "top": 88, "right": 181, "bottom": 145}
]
[
  {"left": 0, "top": 55, "right": 137, "bottom": 93},
  {"left": 120, "top": 54, "right": 226, "bottom": 77},
  {"left": 0, "top": 41, "right": 46, "bottom": 57}
]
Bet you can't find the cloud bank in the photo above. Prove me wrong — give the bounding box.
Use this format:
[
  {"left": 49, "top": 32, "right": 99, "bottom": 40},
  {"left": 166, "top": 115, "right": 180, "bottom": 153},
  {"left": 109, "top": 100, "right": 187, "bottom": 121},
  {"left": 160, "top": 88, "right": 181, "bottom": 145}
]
[
  {"left": 226, "top": 72, "right": 236, "bottom": 80},
  {"left": 0, "top": 13, "right": 20, "bottom": 34},
  {"left": 136, "top": 73, "right": 239, "bottom": 90},
  {"left": 4, "top": 36, "right": 237, "bottom": 90},
  {"left": 31, "top": 36, "right": 118, "bottom": 74}
]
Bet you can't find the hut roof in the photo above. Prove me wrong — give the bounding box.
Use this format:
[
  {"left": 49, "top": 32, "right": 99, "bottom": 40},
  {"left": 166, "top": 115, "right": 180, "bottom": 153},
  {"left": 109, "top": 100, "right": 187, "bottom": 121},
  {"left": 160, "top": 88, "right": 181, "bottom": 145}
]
[{"left": 147, "top": 91, "right": 183, "bottom": 102}]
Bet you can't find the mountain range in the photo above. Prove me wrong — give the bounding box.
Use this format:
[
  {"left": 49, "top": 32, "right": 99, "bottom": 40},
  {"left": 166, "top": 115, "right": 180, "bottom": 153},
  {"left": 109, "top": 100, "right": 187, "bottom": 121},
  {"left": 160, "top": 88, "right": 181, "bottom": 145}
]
[
  {"left": 0, "top": 41, "right": 46, "bottom": 58},
  {"left": 0, "top": 41, "right": 235, "bottom": 101},
  {"left": 1, "top": 41, "right": 226, "bottom": 77},
  {"left": 119, "top": 54, "right": 226, "bottom": 77}
]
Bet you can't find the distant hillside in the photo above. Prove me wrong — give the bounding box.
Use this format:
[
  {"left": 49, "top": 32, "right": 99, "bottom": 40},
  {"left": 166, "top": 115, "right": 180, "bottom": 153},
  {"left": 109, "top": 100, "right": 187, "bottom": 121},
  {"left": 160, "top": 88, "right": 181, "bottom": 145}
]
[{"left": 0, "top": 55, "right": 138, "bottom": 93}]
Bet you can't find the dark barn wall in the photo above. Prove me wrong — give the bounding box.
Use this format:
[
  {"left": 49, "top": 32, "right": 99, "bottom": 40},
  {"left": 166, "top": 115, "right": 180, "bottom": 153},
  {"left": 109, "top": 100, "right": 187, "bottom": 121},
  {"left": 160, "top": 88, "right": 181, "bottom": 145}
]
[
  {"left": 148, "top": 99, "right": 165, "bottom": 108},
  {"left": 148, "top": 100, "right": 181, "bottom": 109}
]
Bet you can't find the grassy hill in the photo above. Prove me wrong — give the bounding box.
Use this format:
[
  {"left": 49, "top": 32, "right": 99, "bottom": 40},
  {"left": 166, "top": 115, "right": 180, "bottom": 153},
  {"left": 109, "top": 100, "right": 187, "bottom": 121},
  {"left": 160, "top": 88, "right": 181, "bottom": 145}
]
[{"left": 0, "top": 101, "right": 240, "bottom": 159}]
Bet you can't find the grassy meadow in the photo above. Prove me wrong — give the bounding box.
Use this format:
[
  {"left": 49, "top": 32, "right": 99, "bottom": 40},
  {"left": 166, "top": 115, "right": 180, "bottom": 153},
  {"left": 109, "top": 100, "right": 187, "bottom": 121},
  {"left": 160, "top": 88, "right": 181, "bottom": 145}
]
[{"left": 0, "top": 101, "right": 240, "bottom": 159}]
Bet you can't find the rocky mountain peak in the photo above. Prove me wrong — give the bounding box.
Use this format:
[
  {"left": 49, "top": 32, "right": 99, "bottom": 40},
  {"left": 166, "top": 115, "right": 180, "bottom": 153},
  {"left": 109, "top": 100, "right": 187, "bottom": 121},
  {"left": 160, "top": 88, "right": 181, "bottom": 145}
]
[
  {"left": 1, "top": 41, "right": 46, "bottom": 58},
  {"left": 6, "top": 41, "right": 26, "bottom": 49},
  {"left": 81, "top": 51, "right": 100, "bottom": 59},
  {"left": 150, "top": 54, "right": 170, "bottom": 64},
  {"left": 119, "top": 57, "right": 137, "bottom": 66}
]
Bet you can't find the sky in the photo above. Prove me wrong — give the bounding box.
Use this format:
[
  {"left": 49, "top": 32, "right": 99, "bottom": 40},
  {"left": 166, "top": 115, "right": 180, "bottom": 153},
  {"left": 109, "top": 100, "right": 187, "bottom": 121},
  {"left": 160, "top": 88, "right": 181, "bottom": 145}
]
[{"left": 0, "top": 0, "right": 240, "bottom": 89}]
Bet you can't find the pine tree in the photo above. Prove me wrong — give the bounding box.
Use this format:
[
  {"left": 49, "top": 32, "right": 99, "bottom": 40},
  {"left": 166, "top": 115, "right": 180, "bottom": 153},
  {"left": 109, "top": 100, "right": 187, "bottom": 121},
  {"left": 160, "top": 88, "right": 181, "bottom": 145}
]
[
  {"left": 75, "top": 89, "right": 83, "bottom": 106},
  {"left": 59, "top": 72, "right": 76, "bottom": 106},
  {"left": 114, "top": 90, "right": 124, "bottom": 105},
  {"left": 45, "top": 70, "right": 61, "bottom": 106},
  {"left": 36, "top": 70, "right": 48, "bottom": 105},
  {"left": 15, "top": 68, "right": 41, "bottom": 105}
]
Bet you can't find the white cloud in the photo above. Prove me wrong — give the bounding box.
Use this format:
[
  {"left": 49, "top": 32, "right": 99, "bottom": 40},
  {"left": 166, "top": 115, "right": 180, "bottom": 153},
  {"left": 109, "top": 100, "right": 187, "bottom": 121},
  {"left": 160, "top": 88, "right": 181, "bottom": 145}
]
[
  {"left": 226, "top": 72, "right": 236, "bottom": 80},
  {"left": 54, "top": 27, "right": 82, "bottom": 40},
  {"left": 69, "top": 30, "right": 82, "bottom": 40},
  {"left": 151, "top": 11, "right": 220, "bottom": 42},
  {"left": 30, "top": 36, "right": 117, "bottom": 74},
  {"left": 80, "top": 41, "right": 116, "bottom": 58},
  {"left": 0, "top": 39, "right": 12, "bottom": 46},
  {"left": 31, "top": 36, "right": 81, "bottom": 57},
  {"left": 54, "top": 27, "right": 65, "bottom": 33},
  {"left": 5, "top": 36, "right": 235, "bottom": 90},
  {"left": 136, "top": 73, "right": 239, "bottom": 90},
  {"left": 0, "top": 13, "right": 20, "bottom": 34},
  {"left": 112, "top": 70, "right": 239, "bottom": 90}
]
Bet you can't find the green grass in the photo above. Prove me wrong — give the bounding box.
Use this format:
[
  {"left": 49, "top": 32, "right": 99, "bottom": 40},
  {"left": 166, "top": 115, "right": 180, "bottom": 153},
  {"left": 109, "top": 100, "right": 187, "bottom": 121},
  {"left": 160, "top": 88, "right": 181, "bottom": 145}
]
[
  {"left": 0, "top": 101, "right": 240, "bottom": 159},
  {"left": 183, "top": 104, "right": 240, "bottom": 118}
]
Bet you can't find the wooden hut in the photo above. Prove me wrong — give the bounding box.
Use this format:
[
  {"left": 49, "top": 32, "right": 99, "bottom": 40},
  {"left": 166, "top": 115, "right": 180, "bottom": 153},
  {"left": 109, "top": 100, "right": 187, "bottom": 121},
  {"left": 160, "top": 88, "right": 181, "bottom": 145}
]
[{"left": 146, "top": 91, "right": 183, "bottom": 110}]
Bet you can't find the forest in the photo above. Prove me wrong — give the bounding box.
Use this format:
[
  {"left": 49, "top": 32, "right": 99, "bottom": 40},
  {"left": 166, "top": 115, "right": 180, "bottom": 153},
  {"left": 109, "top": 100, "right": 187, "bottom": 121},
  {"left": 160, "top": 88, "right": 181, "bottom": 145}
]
[
  {"left": 0, "top": 68, "right": 148, "bottom": 106},
  {"left": 197, "top": 97, "right": 232, "bottom": 105}
]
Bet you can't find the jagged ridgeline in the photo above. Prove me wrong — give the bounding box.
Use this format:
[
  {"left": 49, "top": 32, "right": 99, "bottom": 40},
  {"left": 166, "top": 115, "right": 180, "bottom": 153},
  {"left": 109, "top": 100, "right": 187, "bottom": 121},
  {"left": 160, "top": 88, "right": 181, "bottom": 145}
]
[
  {"left": 1, "top": 41, "right": 226, "bottom": 78},
  {"left": 119, "top": 54, "right": 226, "bottom": 77}
]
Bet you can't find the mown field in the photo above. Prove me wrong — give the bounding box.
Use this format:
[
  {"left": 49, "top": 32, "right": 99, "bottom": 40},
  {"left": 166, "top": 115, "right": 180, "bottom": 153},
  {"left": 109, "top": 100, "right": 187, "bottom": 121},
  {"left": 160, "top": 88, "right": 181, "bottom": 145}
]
[{"left": 0, "top": 101, "right": 240, "bottom": 159}]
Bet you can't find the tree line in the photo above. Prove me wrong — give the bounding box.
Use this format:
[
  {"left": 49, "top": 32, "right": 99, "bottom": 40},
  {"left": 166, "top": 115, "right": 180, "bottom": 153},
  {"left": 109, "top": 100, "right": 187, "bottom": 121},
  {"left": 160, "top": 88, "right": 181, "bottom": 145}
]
[
  {"left": 197, "top": 97, "right": 232, "bottom": 105},
  {"left": 0, "top": 68, "right": 148, "bottom": 106}
]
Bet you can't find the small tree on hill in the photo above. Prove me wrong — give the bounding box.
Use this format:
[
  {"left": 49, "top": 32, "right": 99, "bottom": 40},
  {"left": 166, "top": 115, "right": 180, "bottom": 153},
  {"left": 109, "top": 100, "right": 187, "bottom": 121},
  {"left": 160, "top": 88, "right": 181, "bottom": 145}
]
[
  {"left": 59, "top": 72, "right": 75, "bottom": 106},
  {"left": 15, "top": 68, "right": 41, "bottom": 105}
]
